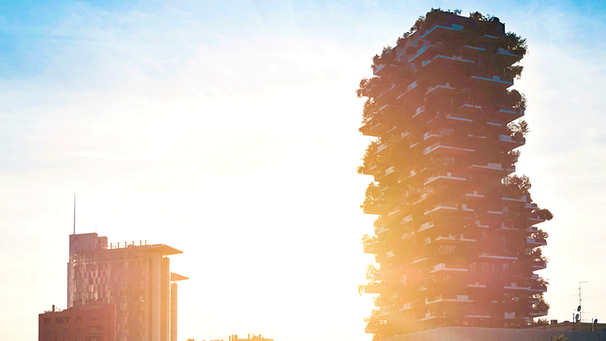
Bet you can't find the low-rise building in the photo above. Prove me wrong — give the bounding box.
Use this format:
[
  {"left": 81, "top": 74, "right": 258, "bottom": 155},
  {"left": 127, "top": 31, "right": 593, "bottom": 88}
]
[{"left": 39, "top": 303, "right": 116, "bottom": 341}]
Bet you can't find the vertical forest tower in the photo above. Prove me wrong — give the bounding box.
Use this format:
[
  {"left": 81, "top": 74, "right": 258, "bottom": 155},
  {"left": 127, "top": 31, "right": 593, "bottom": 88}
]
[{"left": 357, "top": 10, "right": 552, "bottom": 339}]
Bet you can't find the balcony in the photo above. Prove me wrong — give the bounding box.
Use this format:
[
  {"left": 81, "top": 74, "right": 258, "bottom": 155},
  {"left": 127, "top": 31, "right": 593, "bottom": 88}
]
[
  {"left": 435, "top": 234, "right": 477, "bottom": 243},
  {"left": 376, "top": 166, "right": 395, "bottom": 181},
  {"left": 430, "top": 263, "right": 468, "bottom": 273},
  {"left": 396, "top": 80, "right": 420, "bottom": 100},
  {"left": 447, "top": 295, "right": 473, "bottom": 302},
  {"left": 408, "top": 44, "right": 433, "bottom": 63},
  {"left": 419, "top": 311, "right": 446, "bottom": 321},
  {"left": 376, "top": 84, "right": 397, "bottom": 101},
  {"left": 359, "top": 121, "right": 383, "bottom": 137},
  {"left": 530, "top": 310, "right": 548, "bottom": 317},
  {"left": 365, "top": 325, "right": 378, "bottom": 333},
  {"left": 387, "top": 207, "right": 400, "bottom": 216},
  {"left": 475, "top": 220, "right": 490, "bottom": 228},
  {"left": 465, "top": 190, "right": 485, "bottom": 199},
  {"left": 527, "top": 238, "right": 547, "bottom": 247},
  {"left": 421, "top": 54, "right": 474, "bottom": 72},
  {"left": 378, "top": 103, "right": 394, "bottom": 113},
  {"left": 504, "top": 312, "right": 516, "bottom": 319},
  {"left": 531, "top": 260, "right": 547, "bottom": 271},
  {"left": 420, "top": 23, "right": 464, "bottom": 41},
  {"left": 373, "top": 63, "right": 396, "bottom": 76},
  {"left": 498, "top": 134, "right": 525, "bottom": 148},
  {"left": 418, "top": 221, "right": 434, "bottom": 232},
  {"left": 445, "top": 113, "right": 473, "bottom": 124},
  {"left": 504, "top": 282, "right": 530, "bottom": 291},
  {"left": 423, "top": 130, "right": 442, "bottom": 142},
  {"left": 363, "top": 202, "right": 384, "bottom": 215},
  {"left": 471, "top": 75, "right": 514, "bottom": 88},
  {"left": 399, "top": 302, "right": 412, "bottom": 311},
  {"left": 524, "top": 202, "right": 538, "bottom": 210},
  {"left": 413, "top": 105, "right": 426, "bottom": 118},
  {"left": 467, "top": 281, "right": 487, "bottom": 288},
  {"left": 424, "top": 203, "right": 458, "bottom": 215},
  {"left": 479, "top": 253, "right": 518, "bottom": 261},
  {"left": 465, "top": 45, "right": 486, "bottom": 53},
  {"left": 423, "top": 142, "right": 474, "bottom": 156},
  {"left": 401, "top": 214, "right": 413, "bottom": 225},
  {"left": 458, "top": 103, "right": 482, "bottom": 114},
  {"left": 493, "top": 108, "right": 524, "bottom": 122},
  {"left": 411, "top": 256, "right": 427, "bottom": 265},
  {"left": 376, "top": 225, "right": 389, "bottom": 235},
  {"left": 363, "top": 283, "right": 385, "bottom": 294},
  {"left": 467, "top": 162, "right": 511, "bottom": 174},
  {"left": 425, "top": 83, "right": 457, "bottom": 97},
  {"left": 497, "top": 47, "right": 523, "bottom": 64},
  {"left": 502, "top": 195, "right": 528, "bottom": 203},
  {"left": 413, "top": 193, "right": 429, "bottom": 205}
]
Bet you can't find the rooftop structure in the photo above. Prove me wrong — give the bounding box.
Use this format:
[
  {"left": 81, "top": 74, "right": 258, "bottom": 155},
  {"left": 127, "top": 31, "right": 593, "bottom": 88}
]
[
  {"left": 67, "top": 232, "right": 186, "bottom": 341},
  {"left": 357, "top": 9, "right": 552, "bottom": 339},
  {"left": 39, "top": 303, "right": 116, "bottom": 341}
]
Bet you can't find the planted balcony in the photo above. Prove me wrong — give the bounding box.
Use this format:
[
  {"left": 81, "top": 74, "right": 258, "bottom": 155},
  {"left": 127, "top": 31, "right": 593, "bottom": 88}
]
[
  {"left": 420, "top": 23, "right": 464, "bottom": 41},
  {"left": 497, "top": 47, "right": 523, "bottom": 65},
  {"left": 493, "top": 107, "right": 524, "bottom": 123},
  {"left": 467, "top": 162, "right": 514, "bottom": 175},
  {"left": 423, "top": 142, "right": 474, "bottom": 156},
  {"left": 470, "top": 74, "right": 514, "bottom": 88},
  {"left": 526, "top": 237, "right": 547, "bottom": 247},
  {"left": 425, "top": 83, "right": 457, "bottom": 98},
  {"left": 421, "top": 54, "right": 474, "bottom": 74},
  {"left": 458, "top": 102, "right": 482, "bottom": 114},
  {"left": 497, "top": 134, "right": 525, "bottom": 150},
  {"left": 430, "top": 262, "right": 469, "bottom": 273},
  {"left": 396, "top": 80, "right": 421, "bottom": 101},
  {"left": 408, "top": 44, "right": 434, "bottom": 63},
  {"left": 359, "top": 121, "right": 384, "bottom": 137}
]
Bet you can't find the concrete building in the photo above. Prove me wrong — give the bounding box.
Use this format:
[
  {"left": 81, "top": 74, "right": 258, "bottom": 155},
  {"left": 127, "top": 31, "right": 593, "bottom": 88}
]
[
  {"left": 67, "top": 233, "right": 187, "bottom": 341},
  {"left": 228, "top": 335, "right": 273, "bottom": 341},
  {"left": 357, "top": 9, "right": 552, "bottom": 338},
  {"left": 39, "top": 303, "right": 116, "bottom": 341},
  {"left": 378, "top": 326, "right": 606, "bottom": 341}
]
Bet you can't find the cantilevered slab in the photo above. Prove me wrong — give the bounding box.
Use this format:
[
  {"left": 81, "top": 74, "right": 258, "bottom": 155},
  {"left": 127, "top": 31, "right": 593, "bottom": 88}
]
[
  {"left": 171, "top": 272, "right": 189, "bottom": 281},
  {"left": 149, "top": 244, "right": 183, "bottom": 256}
]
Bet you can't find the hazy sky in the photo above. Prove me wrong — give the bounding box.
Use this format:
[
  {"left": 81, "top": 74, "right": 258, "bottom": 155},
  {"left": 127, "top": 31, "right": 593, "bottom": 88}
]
[{"left": 1, "top": 1, "right": 606, "bottom": 340}]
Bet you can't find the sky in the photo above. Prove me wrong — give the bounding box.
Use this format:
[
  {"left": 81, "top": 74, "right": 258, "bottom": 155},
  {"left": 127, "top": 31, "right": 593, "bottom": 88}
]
[{"left": 1, "top": 0, "right": 606, "bottom": 340}]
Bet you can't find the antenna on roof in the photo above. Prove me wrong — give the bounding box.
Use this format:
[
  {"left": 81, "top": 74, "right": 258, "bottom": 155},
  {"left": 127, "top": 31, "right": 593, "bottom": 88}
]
[{"left": 73, "top": 193, "right": 76, "bottom": 235}]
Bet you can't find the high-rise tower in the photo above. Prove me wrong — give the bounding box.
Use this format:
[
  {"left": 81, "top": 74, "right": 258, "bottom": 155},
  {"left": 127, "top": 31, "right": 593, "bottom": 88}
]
[
  {"left": 357, "top": 10, "right": 552, "bottom": 339},
  {"left": 67, "top": 232, "right": 187, "bottom": 341}
]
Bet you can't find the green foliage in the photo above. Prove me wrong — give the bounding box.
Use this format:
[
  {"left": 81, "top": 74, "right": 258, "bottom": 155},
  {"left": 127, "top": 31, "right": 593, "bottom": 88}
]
[
  {"left": 365, "top": 263, "right": 379, "bottom": 284},
  {"left": 505, "top": 65, "right": 524, "bottom": 80},
  {"left": 362, "top": 233, "right": 378, "bottom": 249},
  {"left": 535, "top": 208, "right": 554, "bottom": 221},
  {"left": 503, "top": 89, "right": 527, "bottom": 111},
  {"left": 509, "top": 119, "right": 530, "bottom": 141},
  {"left": 503, "top": 32, "right": 528, "bottom": 56},
  {"left": 502, "top": 174, "right": 532, "bottom": 197},
  {"left": 362, "top": 99, "right": 379, "bottom": 125},
  {"left": 361, "top": 182, "right": 382, "bottom": 210},
  {"left": 554, "top": 334, "right": 568, "bottom": 341}
]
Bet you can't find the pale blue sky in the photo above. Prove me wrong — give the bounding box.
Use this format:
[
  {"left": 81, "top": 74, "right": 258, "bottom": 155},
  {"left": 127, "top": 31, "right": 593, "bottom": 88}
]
[{"left": 1, "top": 1, "right": 606, "bottom": 340}]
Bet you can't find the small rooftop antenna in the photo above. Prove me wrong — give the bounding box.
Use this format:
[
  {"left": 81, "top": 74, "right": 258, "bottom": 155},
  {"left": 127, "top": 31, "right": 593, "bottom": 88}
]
[
  {"left": 73, "top": 193, "right": 76, "bottom": 235},
  {"left": 574, "top": 280, "right": 588, "bottom": 322}
]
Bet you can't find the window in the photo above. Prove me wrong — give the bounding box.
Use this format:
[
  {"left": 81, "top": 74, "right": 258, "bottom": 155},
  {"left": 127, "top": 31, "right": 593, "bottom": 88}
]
[
  {"left": 76, "top": 316, "right": 82, "bottom": 322},
  {"left": 44, "top": 318, "right": 51, "bottom": 324}
]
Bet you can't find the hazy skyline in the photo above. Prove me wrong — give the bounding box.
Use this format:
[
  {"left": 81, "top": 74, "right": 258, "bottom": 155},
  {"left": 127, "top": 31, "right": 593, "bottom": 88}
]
[{"left": 2, "top": 1, "right": 606, "bottom": 340}]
